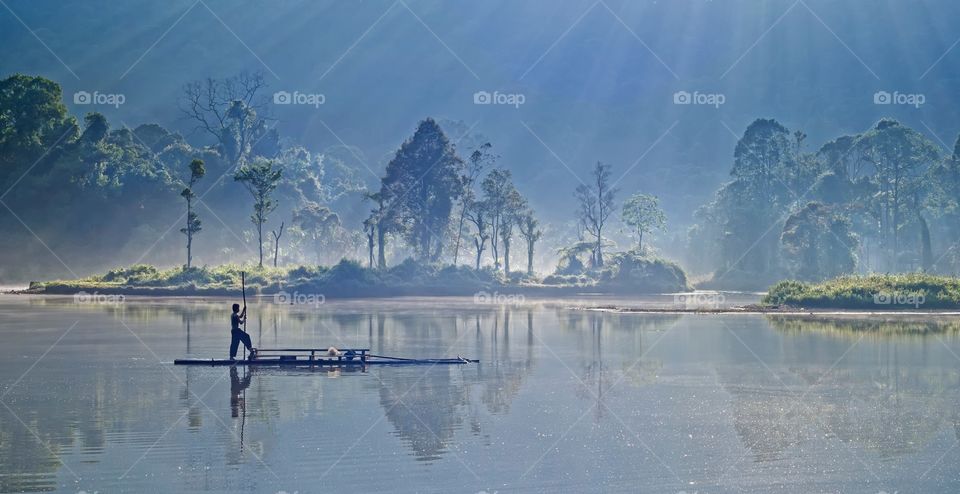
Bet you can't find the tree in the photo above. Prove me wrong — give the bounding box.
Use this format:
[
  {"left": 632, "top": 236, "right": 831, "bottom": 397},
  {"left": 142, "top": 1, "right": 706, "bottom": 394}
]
[
  {"left": 179, "top": 158, "right": 205, "bottom": 268},
  {"left": 271, "top": 221, "right": 284, "bottom": 267},
  {"left": 363, "top": 216, "right": 376, "bottom": 268},
  {"left": 517, "top": 209, "right": 543, "bottom": 275},
  {"left": 293, "top": 203, "right": 340, "bottom": 264},
  {"left": 481, "top": 168, "right": 522, "bottom": 270},
  {"left": 180, "top": 71, "right": 277, "bottom": 168},
  {"left": 379, "top": 118, "right": 465, "bottom": 261},
  {"left": 0, "top": 74, "right": 77, "bottom": 186},
  {"left": 464, "top": 197, "right": 489, "bottom": 270},
  {"left": 780, "top": 202, "right": 858, "bottom": 280},
  {"left": 853, "top": 119, "right": 939, "bottom": 270},
  {"left": 452, "top": 142, "right": 495, "bottom": 265},
  {"left": 364, "top": 191, "right": 391, "bottom": 269},
  {"left": 621, "top": 193, "right": 665, "bottom": 252},
  {"left": 234, "top": 159, "right": 282, "bottom": 267},
  {"left": 575, "top": 162, "right": 617, "bottom": 267},
  {"left": 499, "top": 188, "right": 526, "bottom": 274}
]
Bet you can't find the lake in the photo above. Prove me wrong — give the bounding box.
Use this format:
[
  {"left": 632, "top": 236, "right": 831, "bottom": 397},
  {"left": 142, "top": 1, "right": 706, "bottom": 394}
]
[{"left": 1, "top": 294, "right": 959, "bottom": 493}]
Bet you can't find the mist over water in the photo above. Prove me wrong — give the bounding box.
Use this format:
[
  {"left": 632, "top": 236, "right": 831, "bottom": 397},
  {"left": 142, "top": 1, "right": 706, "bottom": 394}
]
[{"left": 1, "top": 296, "right": 959, "bottom": 493}]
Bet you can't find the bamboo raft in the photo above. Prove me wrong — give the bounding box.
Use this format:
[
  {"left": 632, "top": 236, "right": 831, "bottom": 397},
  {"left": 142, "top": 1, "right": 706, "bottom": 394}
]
[{"left": 174, "top": 348, "right": 478, "bottom": 367}]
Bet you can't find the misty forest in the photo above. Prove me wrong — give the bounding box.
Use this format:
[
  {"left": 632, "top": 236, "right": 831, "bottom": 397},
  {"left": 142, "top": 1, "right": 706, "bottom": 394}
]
[
  {"left": 8, "top": 2, "right": 960, "bottom": 493},
  {"left": 5, "top": 70, "right": 960, "bottom": 297}
]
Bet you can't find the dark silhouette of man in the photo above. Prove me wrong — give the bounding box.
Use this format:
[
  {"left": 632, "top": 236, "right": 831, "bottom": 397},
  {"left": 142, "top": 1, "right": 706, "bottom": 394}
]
[{"left": 230, "top": 303, "right": 256, "bottom": 360}]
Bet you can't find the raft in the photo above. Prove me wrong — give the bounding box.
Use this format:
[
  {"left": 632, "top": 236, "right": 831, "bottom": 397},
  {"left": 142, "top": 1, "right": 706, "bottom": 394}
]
[{"left": 174, "top": 348, "right": 478, "bottom": 366}]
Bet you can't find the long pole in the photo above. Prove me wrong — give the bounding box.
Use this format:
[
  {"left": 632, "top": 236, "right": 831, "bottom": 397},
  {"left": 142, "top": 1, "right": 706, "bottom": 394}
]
[{"left": 241, "top": 271, "right": 247, "bottom": 360}]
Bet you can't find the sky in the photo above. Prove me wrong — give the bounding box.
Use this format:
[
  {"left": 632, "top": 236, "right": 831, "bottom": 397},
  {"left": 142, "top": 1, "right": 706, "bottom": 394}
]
[{"left": 3, "top": 0, "right": 960, "bottom": 230}]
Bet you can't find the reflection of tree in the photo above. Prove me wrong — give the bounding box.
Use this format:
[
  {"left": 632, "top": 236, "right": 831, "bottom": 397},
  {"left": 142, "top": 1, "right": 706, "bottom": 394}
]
[
  {"left": 374, "top": 308, "right": 539, "bottom": 460},
  {"left": 556, "top": 311, "right": 670, "bottom": 421},
  {"left": 717, "top": 316, "right": 960, "bottom": 462},
  {"left": 768, "top": 314, "right": 960, "bottom": 340},
  {"left": 1, "top": 299, "right": 542, "bottom": 482},
  {"left": 477, "top": 308, "right": 535, "bottom": 415},
  {"left": 377, "top": 367, "right": 467, "bottom": 462}
]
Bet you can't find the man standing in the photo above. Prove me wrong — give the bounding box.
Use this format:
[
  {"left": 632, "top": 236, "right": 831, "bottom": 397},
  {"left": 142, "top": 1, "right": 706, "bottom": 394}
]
[{"left": 230, "top": 303, "right": 256, "bottom": 360}]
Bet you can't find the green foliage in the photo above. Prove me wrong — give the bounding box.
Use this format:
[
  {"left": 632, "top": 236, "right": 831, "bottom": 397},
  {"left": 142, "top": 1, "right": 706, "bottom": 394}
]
[
  {"left": 763, "top": 273, "right": 960, "bottom": 308},
  {"left": 621, "top": 193, "right": 665, "bottom": 251},
  {"left": 780, "top": 202, "right": 858, "bottom": 280},
  {"left": 378, "top": 118, "right": 465, "bottom": 261},
  {"left": 598, "top": 250, "right": 690, "bottom": 292},
  {"left": 235, "top": 158, "right": 283, "bottom": 267}
]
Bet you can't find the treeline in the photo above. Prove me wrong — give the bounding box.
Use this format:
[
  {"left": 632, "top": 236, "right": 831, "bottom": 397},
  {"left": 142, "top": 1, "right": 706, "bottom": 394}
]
[
  {"left": 2, "top": 72, "right": 680, "bottom": 289},
  {"left": 690, "top": 117, "right": 960, "bottom": 287},
  {"left": 0, "top": 72, "right": 362, "bottom": 280}
]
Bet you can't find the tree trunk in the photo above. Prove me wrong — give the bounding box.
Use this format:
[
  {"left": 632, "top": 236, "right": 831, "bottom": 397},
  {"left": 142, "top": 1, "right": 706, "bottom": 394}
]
[
  {"left": 367, "top": 232, "right": 375, "bottom": 268},
  {"left": 920, "top": 213, "right": 933, "bottom": 272},
  {"left": 475, "top": 237, "right": 485, "bottom": 270},
  {"left": 377, "top": 223, "right": 386, "bottom": 269},
  {"left": 503, "top": 237, "right": 511, "bottom": 274},
  {"left": 526, "top": 239, "right": 534, "bottom": 275},
  {"left": 185, "top": 197, "right": 193, "bottom": 269},
  {"left": 272, "top": 222, "right": 284, "bottom": 268},
  {"left": 595, "top": 232, "right": 603, "bottom": 267},
  {"left": 452, "top": 204, "right": 467, "bottom": 265},
  {"left": 257, "top": 222, "right": 264, "bottom": 267}
]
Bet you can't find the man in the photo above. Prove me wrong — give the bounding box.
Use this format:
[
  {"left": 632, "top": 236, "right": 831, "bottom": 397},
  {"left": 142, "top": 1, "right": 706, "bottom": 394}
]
[{"left": 230, "top": 303, "right": 256, "bottom": 360}]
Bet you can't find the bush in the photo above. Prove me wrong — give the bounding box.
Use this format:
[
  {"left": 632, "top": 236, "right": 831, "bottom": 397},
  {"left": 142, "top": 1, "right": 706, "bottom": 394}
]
[
  {"left": 762, "top": 273, "right": 960, "bottom": 309},
  {"left": 599, "top": 250, "right": 689, "bottom": 292}
]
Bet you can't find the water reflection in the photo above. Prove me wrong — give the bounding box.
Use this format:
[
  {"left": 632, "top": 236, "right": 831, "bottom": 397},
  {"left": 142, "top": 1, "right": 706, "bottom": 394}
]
[
  {"left": 716, "top": 314, "right": 960, "bottom": 463},
  {"left": 3, "top": 298, "right": 960, "bottom": 492}
]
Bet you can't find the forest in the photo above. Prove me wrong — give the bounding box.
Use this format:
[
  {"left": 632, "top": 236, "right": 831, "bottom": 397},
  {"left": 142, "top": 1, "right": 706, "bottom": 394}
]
[{"left": 4, "top": 71, "right": 960, "bottom": 294}]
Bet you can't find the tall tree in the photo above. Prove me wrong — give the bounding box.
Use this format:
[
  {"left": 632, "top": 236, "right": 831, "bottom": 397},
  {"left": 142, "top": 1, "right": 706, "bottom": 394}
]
[
  {"left": 179, "top": 158, "right": 205, "bottom": 268},
  {"left": 481, "top": 168, "right": 520, "bottom": 270},
  {"left": 499, "top": 188, "right": 526, "bottom": 274},
  {"left": 780, "top": 202, "right": 858, "bottom": 280},
  {"left": 575, "top": 162, "right": 617, "bottom": 267},
  {"left": 621, "top": 193, "right": 665, "bottom": 252},
  {"left": 180, "top": 71, "right": 278, "bottom": 168},
  {"left": 293, "top": 203, "right": 340, "bottom": 264},
  {"left": 517, "top": 209, "right": 543, "bottom": 275},
  {"left": 464, "top": 197, "right": 489, "bottom": 270},
  {"left": 379, "top": 118, "right": 465, "bottom": 261},
  {"left": 452, "top": 142, "right": 495, "bottom": 265},
  {"left": 364, "top": 191, "right": 391, "bottom": 269},
  {"left": 234, "top": 159, "right": 282, "bottom": 267},
  {"left": 271, "top": 221, "right": 284, "bottom": 267},
  {"left": 0, "top": 74, "right": 77, "bottom": 186},
  {"left": 853, "top": 119, "right": 939, "bottom": 270},
  {"left": 363, "top": 216, "right": 376, "bottom": 268}
]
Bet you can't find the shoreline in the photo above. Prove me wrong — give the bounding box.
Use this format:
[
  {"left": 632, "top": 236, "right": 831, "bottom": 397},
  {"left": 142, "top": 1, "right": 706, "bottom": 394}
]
[{"left": 573, "top": 305, "right": 960, "bottom": 316}]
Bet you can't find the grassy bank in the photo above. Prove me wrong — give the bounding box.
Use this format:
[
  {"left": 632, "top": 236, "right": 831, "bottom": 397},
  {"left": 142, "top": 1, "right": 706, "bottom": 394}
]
[
  {"left": 25, "top": 255, "right": 690, "bottom": 298},
  {"left": 763, "top": 274, "right": 960, "bottom": 309}
]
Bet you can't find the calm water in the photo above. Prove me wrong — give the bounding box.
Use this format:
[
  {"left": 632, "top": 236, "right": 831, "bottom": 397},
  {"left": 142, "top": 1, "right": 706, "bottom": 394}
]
[{"left": 1, "top": 295, "right": 960, "bottom": 493}]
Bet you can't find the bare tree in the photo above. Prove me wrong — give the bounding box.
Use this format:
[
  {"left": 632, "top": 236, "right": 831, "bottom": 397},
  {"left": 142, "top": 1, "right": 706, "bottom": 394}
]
[
  {"left": 180, "top": 71, "right": 275, "bottom": 168},
  {"left": 271, "top": 221, "right": 284, "bottom": 267},
  {"left": 453, "top": 143, "right": 496, "bottom": 264},
  {"left": 575, "top": 162, "right": 617, "bottom": 267},
  {"left": 517, "top": 209, "right": 543, "bottom": 275}
]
